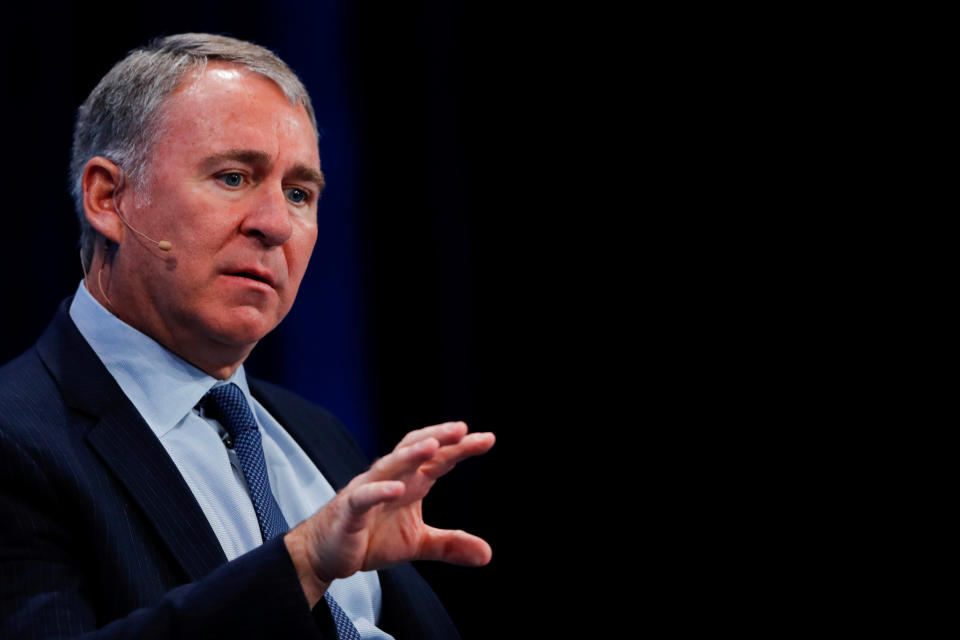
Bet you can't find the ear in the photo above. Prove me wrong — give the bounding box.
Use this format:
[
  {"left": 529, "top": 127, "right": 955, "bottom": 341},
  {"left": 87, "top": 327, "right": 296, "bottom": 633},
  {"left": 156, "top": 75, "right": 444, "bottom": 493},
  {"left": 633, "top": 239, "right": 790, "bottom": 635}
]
[{"left": 81, "top": 157, "right": 126, "bottom": 244}]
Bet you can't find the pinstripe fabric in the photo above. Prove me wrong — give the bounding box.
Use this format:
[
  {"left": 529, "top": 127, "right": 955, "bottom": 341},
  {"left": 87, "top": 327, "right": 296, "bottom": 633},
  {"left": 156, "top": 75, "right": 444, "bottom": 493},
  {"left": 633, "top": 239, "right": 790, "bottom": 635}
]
[
  {"left": 0, "top": 300, "right": 462, "bottom": 639},
  {"left": 69, "top": 282, "right": 391, "bottom": 638}
]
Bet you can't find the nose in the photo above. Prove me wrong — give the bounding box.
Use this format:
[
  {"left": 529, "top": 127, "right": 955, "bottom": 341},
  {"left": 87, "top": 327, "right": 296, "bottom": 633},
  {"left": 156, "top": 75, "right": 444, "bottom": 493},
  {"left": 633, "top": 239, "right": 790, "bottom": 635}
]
[{"left": 240, "top": 185, "right": 293, "bottom": 246}]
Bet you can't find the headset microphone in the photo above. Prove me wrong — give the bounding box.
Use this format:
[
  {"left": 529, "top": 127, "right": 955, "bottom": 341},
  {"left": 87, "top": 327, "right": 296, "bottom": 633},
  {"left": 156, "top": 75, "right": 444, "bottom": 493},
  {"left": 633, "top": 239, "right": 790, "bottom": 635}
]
[
  {"left": 114, "top": 210, "right": 173, "bottom": 251},
  {"left": 111, "top": 179, "right": 172, "bottom": 251}
]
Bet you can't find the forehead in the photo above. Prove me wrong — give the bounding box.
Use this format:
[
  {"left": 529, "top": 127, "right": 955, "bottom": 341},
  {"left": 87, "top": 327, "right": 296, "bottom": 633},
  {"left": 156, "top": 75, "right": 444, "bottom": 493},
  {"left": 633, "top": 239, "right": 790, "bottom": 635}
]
[{"left": 151, "top": 62, "right": 319, "bottom": 170}]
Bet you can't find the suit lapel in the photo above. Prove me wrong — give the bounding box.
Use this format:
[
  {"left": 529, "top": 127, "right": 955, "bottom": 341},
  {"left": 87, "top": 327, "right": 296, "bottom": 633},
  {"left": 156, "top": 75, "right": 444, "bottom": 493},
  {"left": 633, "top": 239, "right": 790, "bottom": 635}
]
[
  {"left": 85, "top": 404, "right": 228, "bottom": 581},
  {"left": 36, "top": 299, "right": 228, "bottom": 581}
]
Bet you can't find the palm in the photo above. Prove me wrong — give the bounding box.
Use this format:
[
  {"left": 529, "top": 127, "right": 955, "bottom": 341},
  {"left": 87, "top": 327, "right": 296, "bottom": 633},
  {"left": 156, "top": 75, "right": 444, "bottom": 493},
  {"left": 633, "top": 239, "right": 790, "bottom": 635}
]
[
  {"left": 301, "top": 422, "right": 494, "bottom": 586},
  {"left": 362, "top": 466, "right": 434, "bottom": 569}
]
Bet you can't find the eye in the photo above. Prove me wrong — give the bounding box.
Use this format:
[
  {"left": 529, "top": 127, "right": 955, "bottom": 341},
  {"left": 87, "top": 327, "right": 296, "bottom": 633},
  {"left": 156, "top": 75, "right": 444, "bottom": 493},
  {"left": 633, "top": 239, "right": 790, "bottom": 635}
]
[
  {"left": 219, "top": 172, "right": 244, "bottom": 188},
  {"left": 285, "top": 187, "right": 309, "bottom": 204}
]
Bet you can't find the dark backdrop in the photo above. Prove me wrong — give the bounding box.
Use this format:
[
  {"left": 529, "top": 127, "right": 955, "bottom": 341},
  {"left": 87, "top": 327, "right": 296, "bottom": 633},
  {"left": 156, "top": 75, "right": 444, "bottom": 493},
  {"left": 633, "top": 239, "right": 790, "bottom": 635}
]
[{"left": 1, "top": 3, "right": 589, "bottom": 637}]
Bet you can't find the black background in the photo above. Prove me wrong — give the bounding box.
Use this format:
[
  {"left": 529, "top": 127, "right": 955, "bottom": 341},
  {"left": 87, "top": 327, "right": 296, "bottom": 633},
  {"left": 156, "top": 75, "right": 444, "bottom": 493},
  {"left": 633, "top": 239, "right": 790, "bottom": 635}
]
[{"left": 1, "top": 3, "right": 596, "bottom": 637}]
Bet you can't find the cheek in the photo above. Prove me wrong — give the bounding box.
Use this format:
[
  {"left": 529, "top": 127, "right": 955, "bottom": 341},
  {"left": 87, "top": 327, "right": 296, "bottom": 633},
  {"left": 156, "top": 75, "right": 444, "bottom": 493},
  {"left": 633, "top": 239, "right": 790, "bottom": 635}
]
[{"left": 287, "top": 228, "right": 318, "bottom": 280}]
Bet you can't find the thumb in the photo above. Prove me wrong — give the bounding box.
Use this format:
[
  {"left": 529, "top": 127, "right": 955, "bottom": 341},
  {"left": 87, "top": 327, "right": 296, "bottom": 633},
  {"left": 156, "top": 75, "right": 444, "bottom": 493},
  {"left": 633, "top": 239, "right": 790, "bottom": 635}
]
[{"left": 418, "top": 526, "right": 493, "bottom": 566}]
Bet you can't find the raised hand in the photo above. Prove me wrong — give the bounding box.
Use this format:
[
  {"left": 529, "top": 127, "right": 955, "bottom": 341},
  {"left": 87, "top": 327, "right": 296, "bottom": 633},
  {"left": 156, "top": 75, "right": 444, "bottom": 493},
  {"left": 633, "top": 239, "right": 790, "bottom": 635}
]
[{"left": 284, "top": 422, "right": 495, "bottom": 606}]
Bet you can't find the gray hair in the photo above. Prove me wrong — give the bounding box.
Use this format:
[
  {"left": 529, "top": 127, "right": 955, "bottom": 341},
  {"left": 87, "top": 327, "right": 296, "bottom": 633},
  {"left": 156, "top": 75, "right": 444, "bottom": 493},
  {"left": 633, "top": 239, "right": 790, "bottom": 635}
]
[{"left": 70, "top": 33, "right": 318, "bottom": 268}]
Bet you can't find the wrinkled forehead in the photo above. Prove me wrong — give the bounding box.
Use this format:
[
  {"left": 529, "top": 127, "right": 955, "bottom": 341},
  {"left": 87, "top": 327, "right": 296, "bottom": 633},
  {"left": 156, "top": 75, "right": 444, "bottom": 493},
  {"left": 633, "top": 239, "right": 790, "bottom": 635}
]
[{"left": 140, "top": 61, "right": 320, "bottom": 182}]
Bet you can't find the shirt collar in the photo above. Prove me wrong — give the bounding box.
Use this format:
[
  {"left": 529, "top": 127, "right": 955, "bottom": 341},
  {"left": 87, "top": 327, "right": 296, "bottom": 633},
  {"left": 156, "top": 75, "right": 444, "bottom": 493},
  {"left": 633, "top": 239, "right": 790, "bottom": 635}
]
[{"left": 68, "top": 281, "right": 254, "bottom": 438}]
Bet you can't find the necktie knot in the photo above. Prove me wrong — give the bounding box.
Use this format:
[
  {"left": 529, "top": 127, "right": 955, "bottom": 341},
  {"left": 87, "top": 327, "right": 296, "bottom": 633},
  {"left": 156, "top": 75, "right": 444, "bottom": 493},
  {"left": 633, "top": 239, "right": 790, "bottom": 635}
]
[{"left": 203, "top": 383, "right": 257, "bottom": 438}]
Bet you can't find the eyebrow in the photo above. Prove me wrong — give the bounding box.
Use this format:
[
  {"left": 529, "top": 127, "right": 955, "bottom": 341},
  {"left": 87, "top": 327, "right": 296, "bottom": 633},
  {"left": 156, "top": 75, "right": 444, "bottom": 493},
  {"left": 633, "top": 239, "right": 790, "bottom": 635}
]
[
  {"left": 199, "top": 149, "right": 325, "bottom": 190},
  {"left": 289, "top": 164, "right": 326, "bottom": 192}
]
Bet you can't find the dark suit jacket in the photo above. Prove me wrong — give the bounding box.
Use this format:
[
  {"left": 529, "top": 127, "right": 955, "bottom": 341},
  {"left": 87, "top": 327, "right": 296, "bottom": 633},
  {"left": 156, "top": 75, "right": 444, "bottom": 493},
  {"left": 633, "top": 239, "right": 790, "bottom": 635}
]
[{"left": 0, "top": 300, "right": 460, "bottom": 639}]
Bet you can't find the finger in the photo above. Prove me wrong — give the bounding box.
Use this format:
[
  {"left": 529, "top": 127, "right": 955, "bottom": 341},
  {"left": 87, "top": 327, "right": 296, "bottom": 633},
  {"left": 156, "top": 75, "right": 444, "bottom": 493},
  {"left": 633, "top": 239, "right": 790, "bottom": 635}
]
[
  {"left": 418, "top": 526, "right": 493, "bottom": 566},
  {"left": 367, "top": 436, "right": 440, "bottom": 481},
  {"left": 346, "top": 480, "right": 406, "bottom": 514},
  {"left": 395, "top": 421, "right": 468, "bottom": 449},
  {"left": 420, "top": 432, "right": 495, "bottom": 479}
]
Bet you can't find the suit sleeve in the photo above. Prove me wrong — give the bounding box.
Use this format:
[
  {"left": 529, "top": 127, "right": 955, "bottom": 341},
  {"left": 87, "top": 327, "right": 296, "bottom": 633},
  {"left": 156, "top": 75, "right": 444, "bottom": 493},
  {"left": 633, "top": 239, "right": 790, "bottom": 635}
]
[{"left": 0, "top": 429, "right": 329, "bottom": 640}]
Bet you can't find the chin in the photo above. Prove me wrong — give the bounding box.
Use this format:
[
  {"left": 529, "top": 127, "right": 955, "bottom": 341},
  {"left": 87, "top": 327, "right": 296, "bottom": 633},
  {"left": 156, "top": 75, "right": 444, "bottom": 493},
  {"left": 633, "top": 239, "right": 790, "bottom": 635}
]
[{"left": 206, "top": 306, "right": 284, "bottom": 348}]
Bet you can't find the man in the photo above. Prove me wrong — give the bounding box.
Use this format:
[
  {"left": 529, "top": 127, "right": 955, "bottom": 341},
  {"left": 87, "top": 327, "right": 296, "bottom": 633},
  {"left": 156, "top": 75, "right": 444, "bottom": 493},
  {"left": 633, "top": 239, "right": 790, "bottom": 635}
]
[{"left": 0, "top": 33, "right": 493, "bottom": 639}]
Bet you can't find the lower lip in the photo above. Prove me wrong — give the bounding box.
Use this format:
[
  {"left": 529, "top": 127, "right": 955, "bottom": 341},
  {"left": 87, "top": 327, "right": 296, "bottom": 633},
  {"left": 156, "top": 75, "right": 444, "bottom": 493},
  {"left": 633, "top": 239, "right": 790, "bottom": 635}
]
[{"left": 221, "top": 273, "right": 275, "bottom": 292}]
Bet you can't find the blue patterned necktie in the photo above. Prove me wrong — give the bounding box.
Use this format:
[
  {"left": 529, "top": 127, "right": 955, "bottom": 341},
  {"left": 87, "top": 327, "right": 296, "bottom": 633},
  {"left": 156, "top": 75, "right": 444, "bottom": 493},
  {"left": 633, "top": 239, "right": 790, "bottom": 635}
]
[{"left": 203, "top": 383, "right": 363, "bottom": 640}]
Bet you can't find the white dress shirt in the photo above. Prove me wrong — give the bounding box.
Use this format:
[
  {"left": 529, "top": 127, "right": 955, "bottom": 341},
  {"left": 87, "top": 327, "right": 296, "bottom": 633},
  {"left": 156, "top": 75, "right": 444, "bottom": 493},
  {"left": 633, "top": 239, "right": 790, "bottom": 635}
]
[{"left": 69, "top": 281, "right": 392, "bottom": 639}]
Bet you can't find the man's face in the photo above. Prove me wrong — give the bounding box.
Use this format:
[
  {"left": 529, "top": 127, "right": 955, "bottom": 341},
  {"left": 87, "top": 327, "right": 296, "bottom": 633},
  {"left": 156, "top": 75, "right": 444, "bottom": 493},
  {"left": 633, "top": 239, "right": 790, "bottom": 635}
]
[{"left": 110, "top": 63, "right": 322, "bottom": 367}]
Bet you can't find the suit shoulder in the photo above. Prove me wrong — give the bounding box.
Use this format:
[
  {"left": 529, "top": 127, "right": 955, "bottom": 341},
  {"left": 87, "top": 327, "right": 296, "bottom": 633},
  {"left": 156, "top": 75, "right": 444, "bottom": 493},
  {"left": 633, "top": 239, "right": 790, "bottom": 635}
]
[
  {"left": 0, "top": 346, "right": 62, "bottom": 421},
  {"left": 0, "top": 347, "right": 74, "bottom": 479},
  {"left": 0, "top": 344, "right": 46, "bottom": 387}
]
